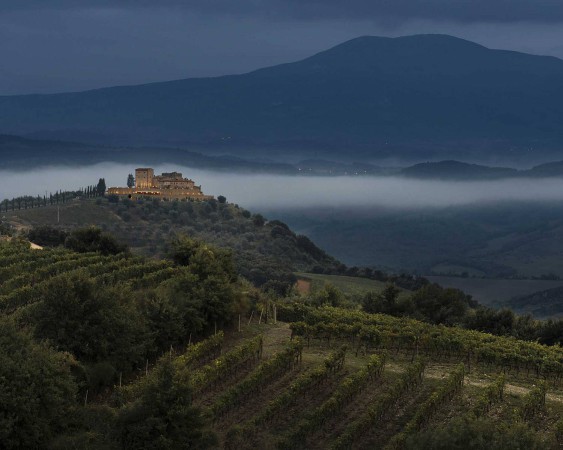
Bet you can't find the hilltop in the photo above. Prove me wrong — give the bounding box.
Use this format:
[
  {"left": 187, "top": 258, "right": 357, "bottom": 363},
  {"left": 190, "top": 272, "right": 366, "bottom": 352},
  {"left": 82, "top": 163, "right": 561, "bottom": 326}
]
[
  {"left": 2, "top": 196, "right": 340, "bottom": 289},
  {"left": 2, "top": 35, "right": 563, "bottom": 161}
]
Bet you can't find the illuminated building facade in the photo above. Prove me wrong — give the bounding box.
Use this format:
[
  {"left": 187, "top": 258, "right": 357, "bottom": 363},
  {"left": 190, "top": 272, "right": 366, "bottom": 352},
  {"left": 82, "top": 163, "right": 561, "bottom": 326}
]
[{"left": 108, "top": 168, "right": 214, "bottom": 201}]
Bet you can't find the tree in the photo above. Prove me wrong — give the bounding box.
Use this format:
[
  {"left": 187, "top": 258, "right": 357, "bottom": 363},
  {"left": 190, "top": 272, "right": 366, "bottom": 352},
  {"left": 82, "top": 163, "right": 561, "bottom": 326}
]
[
  {"left": 537, "top": 318, "right": 563, "bottom": 346},
  {"left": 127, "top": 173, "right": 135, "bottom": 188},
  {"left": 252, "top": 213, "right": 266, "bottom": 227},
  {"left": 362, "top": 284, "right": 400, "bottom": 314},
  {"left": 311, "top": 284, "right": 343, "bottom": 307},
  {"left": 139, "top": 288, "right": 196, "bottom": 351},
  {"left": 64, "top": 226, "right": 128, "bottom": 255},
  {"left": 168, "top": 236, "right": 236, "bottom": 281},
  {"left": 381, "top": 284, "right": 400, "bottom": 311},
  {"left": 0, "top": 319, "right": 77, "bottom": 449},
  {"left": 166, "top": 236, "right": 238, "bottom": 332},
  {"left": 32, "top": 272, "right": 149, "bottom": 374},
  {"left": 217, "top": 195, "right": 226, "bottom": 204},
  {"left": 410, "top": 284, "right": 472, "bottom": 325},
  {"left": 362, "top": 291, "right": 382, "bottom": 314},
  {"left": 118, "top": 359, "right": 217, "bottom": 449},
  {"left": 97, "top": 178, "right": 107, "bottom": 196},
  {"left": 27, "top": 226, "right": 69, "bottom": 247},
  {"left": 167, "top": 236, "right": 201, "bottom": 266},
  {"left": 465, "top": 308, "right": 516, "bottom": 336}
]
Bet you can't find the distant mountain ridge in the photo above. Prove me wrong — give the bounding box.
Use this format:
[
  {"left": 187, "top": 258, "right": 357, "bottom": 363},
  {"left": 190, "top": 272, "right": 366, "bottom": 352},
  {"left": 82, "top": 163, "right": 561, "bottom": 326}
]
[
  {"left": 401, "top": 160, "right": 563, "bottom": 179},
  {"left": 0, "top": 134, "right": 296, "bottom": 173},
  {"left": 2, "top": 34, "right": 563, "bottom": 161},
  {"left": 401, "top": 161, "right": 518, "bottom": 179},
  {"left": 5, "top": 134, "right": 563, "bottom": 179}
]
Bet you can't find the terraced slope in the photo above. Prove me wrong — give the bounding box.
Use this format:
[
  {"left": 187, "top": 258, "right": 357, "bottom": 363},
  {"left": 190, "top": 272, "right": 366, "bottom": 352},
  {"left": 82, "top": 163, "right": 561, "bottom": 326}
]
[
  {"left": 107, "top": 307, "right": 563, "bottom": 448},
  {"left": 1, "top": 242, "right": 562, "bottom": 448}
]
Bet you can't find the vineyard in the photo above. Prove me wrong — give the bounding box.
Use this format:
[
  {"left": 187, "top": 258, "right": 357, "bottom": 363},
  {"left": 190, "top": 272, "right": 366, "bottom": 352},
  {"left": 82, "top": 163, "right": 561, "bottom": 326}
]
[
  {"left": 1, "top": 241, "right": 563, "bottom": 449},
  {"left": 114, "top": 305, "right": 563, "bottom": 449},
  {"left": 0, "top": 244, "right": 176, "bottom": 317}
]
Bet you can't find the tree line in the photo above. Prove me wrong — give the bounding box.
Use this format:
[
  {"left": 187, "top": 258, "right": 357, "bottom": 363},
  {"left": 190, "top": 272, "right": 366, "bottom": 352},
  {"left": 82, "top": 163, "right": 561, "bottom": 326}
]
[{"left": 0, "top": 178, "right": 106, "bottom": 213}]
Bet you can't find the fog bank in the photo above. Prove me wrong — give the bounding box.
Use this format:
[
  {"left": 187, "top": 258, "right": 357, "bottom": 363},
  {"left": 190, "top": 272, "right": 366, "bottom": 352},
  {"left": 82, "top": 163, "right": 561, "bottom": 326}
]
[{"left": 2, "top": 163, "right": 563, "bottom": 209}]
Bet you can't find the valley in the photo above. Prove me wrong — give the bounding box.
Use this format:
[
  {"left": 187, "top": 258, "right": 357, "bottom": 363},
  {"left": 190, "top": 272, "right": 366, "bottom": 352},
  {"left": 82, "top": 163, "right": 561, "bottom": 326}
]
[{"left": 4, "top": 17, "right": 563, "bottom": 448}]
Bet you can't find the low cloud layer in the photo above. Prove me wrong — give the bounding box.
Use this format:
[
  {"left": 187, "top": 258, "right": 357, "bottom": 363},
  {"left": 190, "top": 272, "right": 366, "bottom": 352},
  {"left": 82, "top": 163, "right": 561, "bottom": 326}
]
[{"left": 3, "top": 164, "right": 563, "bottom": 210}]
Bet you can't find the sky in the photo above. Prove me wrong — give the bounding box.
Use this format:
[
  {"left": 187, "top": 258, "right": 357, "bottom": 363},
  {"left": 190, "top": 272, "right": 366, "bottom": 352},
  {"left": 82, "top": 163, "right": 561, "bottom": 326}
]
[{"left": 2, "top": 1, "right": 563, "bottom": 95}]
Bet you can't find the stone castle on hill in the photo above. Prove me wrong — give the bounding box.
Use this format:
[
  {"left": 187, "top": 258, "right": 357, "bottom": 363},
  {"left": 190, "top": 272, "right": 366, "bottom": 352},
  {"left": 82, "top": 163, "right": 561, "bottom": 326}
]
[{"left": 108, "top": 168, "right": 214, "bottom": 201}]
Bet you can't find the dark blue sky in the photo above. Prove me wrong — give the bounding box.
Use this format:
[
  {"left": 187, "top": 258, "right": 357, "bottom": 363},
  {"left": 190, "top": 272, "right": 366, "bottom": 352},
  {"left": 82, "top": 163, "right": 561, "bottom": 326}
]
[{"left": 2, "top": 1, "right": 563, "bottom": 95}]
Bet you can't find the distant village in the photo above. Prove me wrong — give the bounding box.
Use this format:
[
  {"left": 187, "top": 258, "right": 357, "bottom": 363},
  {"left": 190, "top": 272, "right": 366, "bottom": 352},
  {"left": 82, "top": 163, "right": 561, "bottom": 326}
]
[{"left": 108, "top": 168, "right": 214, "bottom": 201}]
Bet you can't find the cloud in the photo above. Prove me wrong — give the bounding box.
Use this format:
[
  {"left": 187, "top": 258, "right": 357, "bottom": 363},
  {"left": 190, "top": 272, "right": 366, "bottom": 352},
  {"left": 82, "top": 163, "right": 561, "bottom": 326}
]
[
  {"left": 4, "top": 164, "right": 563, "bottom": 211},
  {"left": 2, "top": 0, "right": 563, "bottom": 24}
]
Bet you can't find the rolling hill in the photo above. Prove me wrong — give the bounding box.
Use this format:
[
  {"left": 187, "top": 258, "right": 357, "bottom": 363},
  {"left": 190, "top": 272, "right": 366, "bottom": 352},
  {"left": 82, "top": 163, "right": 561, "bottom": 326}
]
[
  {"left": 401, "top": 160, "right": 518, "bottom": 179},
  {"left": 504, "top": 285, "right": 563, "bottom": 318},
  {"left": 2, "top": 35, "right": 563, "bottom": 161},
  {"left": 1, "top": 196, "right": 341, "bottom": 289},
  {"left": 0, "top": 240, "right": 561, "bottom": 448},
  {"left": 400, "top": 160, "right": 563, "bottom": 179}
]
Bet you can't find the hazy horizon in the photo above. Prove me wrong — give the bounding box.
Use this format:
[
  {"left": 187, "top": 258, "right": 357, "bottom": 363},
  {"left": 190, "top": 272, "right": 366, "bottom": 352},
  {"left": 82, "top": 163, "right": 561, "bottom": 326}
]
[{"left": 3, "top": 163, "right": 563, "bottom": 210}]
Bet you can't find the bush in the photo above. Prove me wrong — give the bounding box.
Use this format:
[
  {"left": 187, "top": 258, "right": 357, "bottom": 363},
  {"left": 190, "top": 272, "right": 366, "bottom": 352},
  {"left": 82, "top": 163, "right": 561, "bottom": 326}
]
[
  {"left": 27, "top": 225, "right": 69, "bottom": 247},
  {"left": 65, "top": 226, "right": 128, "bottom": 255},
  {"left": 117, "top": 360, "right": 217, "bottom": 449},
  {"left": 0, "top": 319, "right": 77, "bottom": 449},
  {"left": 252, "top": 214, "right": 266, "bottom": 227},
  {"left": 32, "top": 273, "right": 149, "bottom": 372},
  {"left": 86, "top": 362, "right": 117, "bottom": 391}
]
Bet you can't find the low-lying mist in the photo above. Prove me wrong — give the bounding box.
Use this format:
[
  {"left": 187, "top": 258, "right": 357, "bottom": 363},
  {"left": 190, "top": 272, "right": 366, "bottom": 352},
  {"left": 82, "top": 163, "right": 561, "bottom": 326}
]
[{"left": 3, "top": 163, "right": 563, "bottom": 209}]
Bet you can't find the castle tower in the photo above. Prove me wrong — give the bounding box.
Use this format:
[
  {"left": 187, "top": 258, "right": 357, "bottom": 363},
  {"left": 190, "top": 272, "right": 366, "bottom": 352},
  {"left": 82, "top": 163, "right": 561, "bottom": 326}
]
[{"left": 135, "top": 168, "right": 154, "bottom": 189}]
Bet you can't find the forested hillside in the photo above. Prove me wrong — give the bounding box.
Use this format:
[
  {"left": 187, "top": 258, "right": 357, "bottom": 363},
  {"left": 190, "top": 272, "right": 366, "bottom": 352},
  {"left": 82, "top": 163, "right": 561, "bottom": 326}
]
[
  {"left": 1, "top": 238, "right": 563, "bottom": 449},
  {"left": 275, "top": 201, "right": 563, "bottom": 283},
  {"left": 4, "top": 196, "right": 339, "bottom": 291}
]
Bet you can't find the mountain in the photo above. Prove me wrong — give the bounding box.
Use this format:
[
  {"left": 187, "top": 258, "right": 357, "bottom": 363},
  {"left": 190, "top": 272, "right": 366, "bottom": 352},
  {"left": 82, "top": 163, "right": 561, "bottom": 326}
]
[
  {"left": 401, "top": 160, "right": 518, "bottom": 179},
  {"left": 526, "top": 161, "right": 563, "bottom": 177},
  {"left": 0, "top": 134, "right": 97, "bottom": 164},
  {"left": 0, "top": 134, "right": 297, "bottom": 173},
  {"left": 2, "top": 34, "right": 563, "bottom": 161}
]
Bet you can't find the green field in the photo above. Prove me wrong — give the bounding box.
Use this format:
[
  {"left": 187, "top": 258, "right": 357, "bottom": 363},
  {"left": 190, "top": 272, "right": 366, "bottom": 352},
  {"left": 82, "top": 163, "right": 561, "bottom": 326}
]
[{"left": 295, "top": 272, "right": 411, "bottom": 298}]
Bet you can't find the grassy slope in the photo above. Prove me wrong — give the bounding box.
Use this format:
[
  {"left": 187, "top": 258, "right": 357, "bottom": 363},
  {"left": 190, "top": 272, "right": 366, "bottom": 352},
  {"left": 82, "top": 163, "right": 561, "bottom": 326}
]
[
  {"left": 3, "top": 198, "right": 339, "bottom": 282},
  {"left": 295, "top": 272, "right": 411, "bottom": 300}
]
